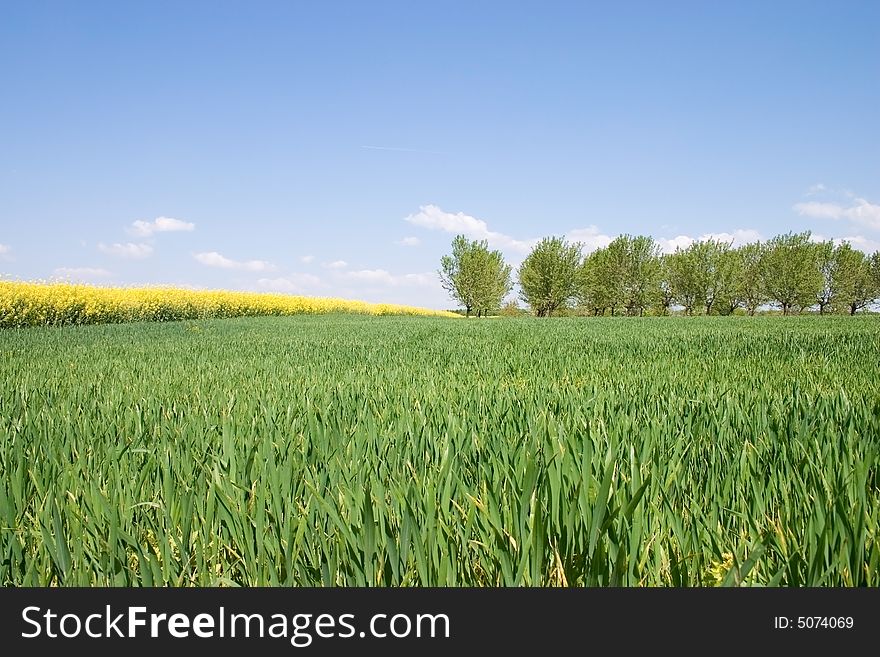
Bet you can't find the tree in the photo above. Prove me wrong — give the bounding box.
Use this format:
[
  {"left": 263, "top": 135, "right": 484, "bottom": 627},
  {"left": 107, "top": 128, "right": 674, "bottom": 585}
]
[
  {"left": 760, "top": 231, "right": 823, "bottom": 315},
  {"left": 834, "top": 243, "right": 878, "bottom": 315},
  {"left": 474, "top": 247, "right": 514, "bottom": 316},
  {"left": 715, "top": 246, "right": 744, "bottom": 315},
  {"left": 814, "top": 240, "right": 838, "bottom": 315},
  {"left": 439, "top": 235, "right": 512, "bottom": 317},
  {"left": 871, "top": 251, "right": 880, "bottom": 301},
  {"left": 654, "top": 254, "right": 676, "bottom": 315},
  {"left": 518, "top": 236, "right": 583, "bottom": 316},
  {"left": 578, "top": 247, "right": 615, "bottom": 316},
  {"left": 736, "top": 241, "right": 767, "bottom": 316},
  {"left": 614, "top": 234, "right": 661, "bottom": 316},
  {"left": 598, "top": 239, "right": 627, "bottom": 315},
  {"left": 679, "top": 239, "right": 733, "bottom": 315},
  {"left": 667, "top": 247, "right": 701, "bottom": 315}
]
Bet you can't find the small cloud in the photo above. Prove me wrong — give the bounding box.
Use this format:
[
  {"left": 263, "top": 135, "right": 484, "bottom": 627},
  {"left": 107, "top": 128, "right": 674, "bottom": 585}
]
[
  {"left": 193, "top": 251, "right": 276, "bottom": 272},
  {"left": 396, "top": 236, "right": 421, "bottom": 247},
  {"left": 655, "top": 229, "right": 763, "bottom": 253},
  {"left": 0, "top": 243, "right": 10, "bottom": 255},
  {"left": 566, "top": 226, "right": 613, "bottom": 253},
  {"left": 323, "top": 260, "right": 348, "bottom": 269},
  {"left": 399, "top": 272, "right": 438, "bottom": 286},
  {"left": 807, "top": 183, "right": 827, "bottom": 195},
  {"left": 657, "top": 235, "right": 695, "bottom": 253},
  {"left": 130, "top": 216, "right": 195, "bottom": 237},
  {"left": 793, "top": 196, "right": 880, "bottom": 231},
  {"left": 257, "top": 274, "right": 322, "bottom": 293},
  {"left": 793, "top": 202, "right": 844, "bottom": 220},
  {"left": 340, "top": 269, "right": 438, "bottom": 287},
  {"left": 300, "top": 255, "right": 315, "bottom": 264},
  {"left": 811, "top": 234, "right": 880, "bottom": 253},
  {"left": 839, "top": 235, "right": 880, "bottom": 253},
  {"left": 343, "top": 269, "right": 395, "bottom": 285},
  {"left": 98, "top": 242, "right": 153, "bottom": 259},
  {"left": 53, "top": 267, "right": 112, "bottom": 279},
  {"left": 404, "top": 204, "right": 535, "bottom": 253},
  {"left": 699, "top": 229, "right": 762, "bottom": 246}
]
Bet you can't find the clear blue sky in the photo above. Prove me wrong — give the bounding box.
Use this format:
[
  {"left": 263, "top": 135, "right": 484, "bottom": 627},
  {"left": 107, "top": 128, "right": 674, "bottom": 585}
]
[{"left": 1, "top": 0, "right": 878, "bottom": 309}]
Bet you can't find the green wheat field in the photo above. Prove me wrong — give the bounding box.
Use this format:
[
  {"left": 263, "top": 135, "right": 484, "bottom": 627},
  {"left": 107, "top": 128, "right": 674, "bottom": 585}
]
[{"left": 2, "top": 315, "right": 879, "bottom": 586}]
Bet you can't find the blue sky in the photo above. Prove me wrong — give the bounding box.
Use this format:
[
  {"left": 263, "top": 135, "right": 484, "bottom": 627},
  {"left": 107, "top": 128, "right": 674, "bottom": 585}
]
[{"left": 1, "top": 1, "right": 878, "bottom": 309}]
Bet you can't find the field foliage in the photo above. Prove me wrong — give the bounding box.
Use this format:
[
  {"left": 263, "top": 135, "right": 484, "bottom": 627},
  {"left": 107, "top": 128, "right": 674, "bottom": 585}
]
[{"left": 1, "top": 316, "right": 879, "bottom": 586}]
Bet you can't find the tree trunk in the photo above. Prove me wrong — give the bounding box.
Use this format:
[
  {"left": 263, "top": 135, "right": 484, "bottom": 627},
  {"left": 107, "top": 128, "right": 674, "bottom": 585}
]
[{"left": 850, "top": 303, "right": 857, "bottom": 316}]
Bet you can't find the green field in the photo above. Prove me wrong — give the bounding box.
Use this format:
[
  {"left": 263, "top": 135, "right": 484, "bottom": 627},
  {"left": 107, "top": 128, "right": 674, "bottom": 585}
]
[{"left": 2, "top": 315, "right": 879, "bottom": 586}]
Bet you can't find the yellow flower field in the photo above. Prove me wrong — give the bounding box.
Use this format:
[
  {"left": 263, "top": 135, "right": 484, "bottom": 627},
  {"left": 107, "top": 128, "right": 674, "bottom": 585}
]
[{"left": 0, "top": 281, "right": 460, "bottom": 327}]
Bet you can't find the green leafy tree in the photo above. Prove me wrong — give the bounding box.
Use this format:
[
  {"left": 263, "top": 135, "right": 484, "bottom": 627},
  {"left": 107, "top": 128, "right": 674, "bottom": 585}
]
[
  {"left": 715, "top": 246, "right": 744, "bottom": 315},
  {"left": 760, "top": 231, "right": 823, "bottom": 315},
  {"left": 834, "top": 243, "right": 878, "bottom": 315},
  {"left": 872, "top": 251, "right": 880, "bottom": 297},
  {"left": 439, "top": 235, "right": 512, "bottom": 317},
  {"left": 578, "top": 247, "right": 615, "bottom": 316},
  {"left": 613, "top": 235, "right": 661, "bottom": 316},
  {"left": 654, "top": 254, "right": 676, "bottom": 315},
  {"left": 686, "top": 239, "right": 732, "bottom": 315},
  {"left": 599, "top": 238, "right": 627, "bottom": 315},
  {"left": 474, "top": 247, "right": 514, "bottom": 316},
  {"left": 814, "top": 240, "right": 839, "bottom": 315},
  {"left": 736, "top": 241, "right": 768, "bottom": 316},
  {"left": 667, "top": 247, "right": 701, "bottom": 315},
  {"left": 518, "top": 236, "right": 583, "bottom": 317},
  {"left": 581, "top": 236, "right": 660, "bottom": 316}
]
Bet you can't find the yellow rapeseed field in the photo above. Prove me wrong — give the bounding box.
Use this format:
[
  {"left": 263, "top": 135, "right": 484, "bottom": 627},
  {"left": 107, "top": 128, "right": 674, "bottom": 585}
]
[{"left": 0, "top": 280, "right": 460, "bottom": 327}]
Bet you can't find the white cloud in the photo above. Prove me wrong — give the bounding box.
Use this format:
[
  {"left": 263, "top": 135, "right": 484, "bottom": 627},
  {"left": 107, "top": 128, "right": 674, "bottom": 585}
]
[
  {"left": 699, "top": 229, "right": 763, "bottom": 246},
  {"left": 130, "top": 216, "right": 195, "bottom": 237},
  {"left": 807, "top": 183, "right": 826, "bottom": 195},
  {"left": 566, "top": 226, "right": 613, "bottom": 253},
  {"left": 256, "top": 274, "right": 322, "bottom": 293},
  {"left": 405, "top": 203, "right": 767, "bottom": 258},
  {"left": 656, "top": 229, "right": 762, "bottom": 253},
  {"left": 340, "top": 269, "right": 439, "bottom": 287},
  {"left": 404, "top": 204, "right": 535, "bottom": 253},
  {"left": 0, "top": 243, "right": 10, "bottom": 255},
  {"left": 343, "top": 269, "right": 396, "bottom": 285},
  {"left": 794, "top": 197, "right": 880, "bottom": 231},
  {"left": 841, "top": 235, "right": 880, "bottom": 253},
  {"left": 657, "top": 235, "right": 695, "bottom": 253},
  {"left": 300, "top": 255, "right": 315, "bottom": 264},
  {"left": 810, "top": 233, "right": 880, "bottom": 253},
  {"left": 324, "top": 260, "right": 348, "bottom": 269},
  {"left": 396, "top": 236, "right": 421, "bottom": 247},
  {"left": 193, "top": 251, "right": 276, "bottom": 272},
  {"left": 53, "top": 267, "right": 111, "bottom": 279},
  {"left": 98, "top": 242, "right": 153, "bottom": 259}
]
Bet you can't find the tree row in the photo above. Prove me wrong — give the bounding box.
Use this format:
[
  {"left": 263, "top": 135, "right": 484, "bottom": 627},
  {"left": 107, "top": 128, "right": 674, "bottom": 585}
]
[{"left": 440, "top": 232, "right": 880, "bottom": 317}]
